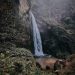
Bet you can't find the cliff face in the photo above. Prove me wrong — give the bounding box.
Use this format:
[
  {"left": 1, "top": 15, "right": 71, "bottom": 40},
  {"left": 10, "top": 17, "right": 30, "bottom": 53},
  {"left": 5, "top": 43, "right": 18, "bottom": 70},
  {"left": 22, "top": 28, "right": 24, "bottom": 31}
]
[
  {"left": 31, "top": 0, "right": 75, "bottom": 24},
  {"left": 31, "top": 0, "right": 75, "bottom": 58},
  {"left": 0, "top": 0, "right": 31, "bottom": 51}
]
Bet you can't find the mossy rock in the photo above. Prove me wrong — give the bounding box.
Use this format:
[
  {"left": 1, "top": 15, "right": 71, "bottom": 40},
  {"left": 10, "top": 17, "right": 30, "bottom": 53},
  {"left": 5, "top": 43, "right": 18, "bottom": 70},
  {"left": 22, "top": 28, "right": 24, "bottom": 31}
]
[{"left": 0, "top": 48, "right": 36, "bottom": 75}]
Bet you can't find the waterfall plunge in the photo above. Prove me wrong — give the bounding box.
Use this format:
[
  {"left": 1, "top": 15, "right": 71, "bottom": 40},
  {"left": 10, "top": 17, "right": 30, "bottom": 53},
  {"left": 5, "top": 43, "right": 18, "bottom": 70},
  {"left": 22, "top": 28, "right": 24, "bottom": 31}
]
[{"left": 30, "top": 11, "right": 44, "bottom": 56}]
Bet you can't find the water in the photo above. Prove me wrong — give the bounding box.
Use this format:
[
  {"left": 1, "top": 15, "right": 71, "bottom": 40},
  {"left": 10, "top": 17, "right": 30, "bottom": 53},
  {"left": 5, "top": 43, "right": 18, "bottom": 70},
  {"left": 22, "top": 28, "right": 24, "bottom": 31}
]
[{"left": 29, "top": 11, "right": 44, "bottom": 56}]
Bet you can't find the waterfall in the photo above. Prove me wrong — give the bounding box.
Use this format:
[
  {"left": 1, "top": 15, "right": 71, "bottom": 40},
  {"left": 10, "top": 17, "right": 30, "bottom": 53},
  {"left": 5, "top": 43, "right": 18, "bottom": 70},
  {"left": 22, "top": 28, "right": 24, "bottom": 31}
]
[{"left": 29, "top": 11, "right": 44, "bottom": 56}]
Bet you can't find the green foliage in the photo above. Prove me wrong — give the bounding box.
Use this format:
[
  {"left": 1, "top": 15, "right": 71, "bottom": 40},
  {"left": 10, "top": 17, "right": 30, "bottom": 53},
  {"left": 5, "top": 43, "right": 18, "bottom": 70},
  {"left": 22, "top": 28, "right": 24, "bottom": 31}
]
[{"left": 0, "top": 48, "right": 36, "bottom": 75}]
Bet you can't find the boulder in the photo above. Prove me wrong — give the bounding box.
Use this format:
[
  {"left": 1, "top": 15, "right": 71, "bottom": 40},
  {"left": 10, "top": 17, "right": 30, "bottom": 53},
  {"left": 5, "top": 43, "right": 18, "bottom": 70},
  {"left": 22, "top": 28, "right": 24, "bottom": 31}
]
[{"left": 36, "top": 57, "right": 57, "bottom": 70}]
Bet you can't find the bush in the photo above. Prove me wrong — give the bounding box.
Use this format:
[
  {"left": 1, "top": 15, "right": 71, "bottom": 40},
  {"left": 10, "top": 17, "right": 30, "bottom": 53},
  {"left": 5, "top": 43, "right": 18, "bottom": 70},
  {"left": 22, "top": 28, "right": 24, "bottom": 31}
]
[{"left": 0, "top": 48, "right": 36, "bottom": 75}]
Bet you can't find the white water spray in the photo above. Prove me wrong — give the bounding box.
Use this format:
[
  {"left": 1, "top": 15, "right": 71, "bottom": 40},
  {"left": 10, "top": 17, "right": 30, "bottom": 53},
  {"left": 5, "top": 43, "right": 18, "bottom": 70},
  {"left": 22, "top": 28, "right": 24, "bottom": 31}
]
[{"left": 29, "top": 11, "right": 44, "bottom": 56}]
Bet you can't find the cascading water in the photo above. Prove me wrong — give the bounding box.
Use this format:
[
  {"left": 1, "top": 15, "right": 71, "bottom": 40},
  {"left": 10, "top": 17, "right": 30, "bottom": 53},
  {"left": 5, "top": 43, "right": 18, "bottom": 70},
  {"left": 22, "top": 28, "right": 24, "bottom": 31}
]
[{"left": 29, "top": 11, "right": 44, "bottom": 56}]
